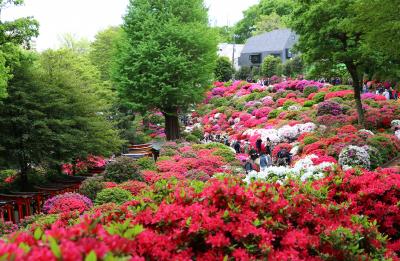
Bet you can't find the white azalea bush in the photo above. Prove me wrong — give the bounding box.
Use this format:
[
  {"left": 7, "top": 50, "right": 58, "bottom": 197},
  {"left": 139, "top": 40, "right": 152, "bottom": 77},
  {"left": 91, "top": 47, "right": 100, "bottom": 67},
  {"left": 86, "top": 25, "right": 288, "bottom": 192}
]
[
  {"left": 338, "top": 145, "right": 370, "bottom": 170},
  {"left": 244, "top": 154, "right": 335, "bottom": 184},
  {"left": 396, "top": 130, "right": 400, "bottom": 140},
  {"left": 391, "top": 120, "right": 400, "bottom": 128}
]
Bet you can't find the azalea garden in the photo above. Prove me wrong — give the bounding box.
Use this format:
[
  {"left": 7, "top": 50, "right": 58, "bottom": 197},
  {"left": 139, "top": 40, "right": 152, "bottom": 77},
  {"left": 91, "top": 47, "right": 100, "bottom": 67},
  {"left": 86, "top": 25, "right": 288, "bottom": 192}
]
[{"left": 1, "top": 0, "right": 400, "bottom": 260}]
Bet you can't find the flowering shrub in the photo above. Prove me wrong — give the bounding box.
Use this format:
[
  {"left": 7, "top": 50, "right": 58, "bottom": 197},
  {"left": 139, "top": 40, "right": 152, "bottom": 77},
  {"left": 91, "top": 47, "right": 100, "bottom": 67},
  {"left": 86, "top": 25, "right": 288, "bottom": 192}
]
[
  {"left": 79, "top": 176, "right": 105, "bottom": 200},
  {"left": 317, "top": 100, "right": 342, "bottom": 116},
  {"left": 94, "top": 188, "right": 133, "bottom": 205},
  {"left": 104, "top": 156, "right": 142, "bottom": 183},
  {"left": 338, "top": 145, "right": 370, "bottom": 170},
  {"left": 0, "top": 220, "right": 18, "bottom": 236},
  {"left": 43, "top": 193, "right": 93, "bottom": 214}
]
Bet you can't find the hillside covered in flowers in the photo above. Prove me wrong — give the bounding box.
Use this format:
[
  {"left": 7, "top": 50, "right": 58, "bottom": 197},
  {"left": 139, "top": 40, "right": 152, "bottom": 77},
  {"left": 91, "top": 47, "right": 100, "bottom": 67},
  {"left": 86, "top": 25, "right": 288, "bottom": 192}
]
[{"left": 1, "top": 80, "right": 400, "bottom": 260}]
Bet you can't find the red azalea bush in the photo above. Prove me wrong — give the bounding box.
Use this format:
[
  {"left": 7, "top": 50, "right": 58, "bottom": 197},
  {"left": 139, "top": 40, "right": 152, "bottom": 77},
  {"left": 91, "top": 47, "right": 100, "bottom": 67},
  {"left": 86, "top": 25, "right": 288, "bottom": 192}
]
[
  {"left": 272, "top": 143, "right": 293, "bottom": 158},
  {"left": 43, "top": 193, "right": 93, "bottom": 214},
  {"left": 1, "top": 172, "right": 399, "bottom": 260}
]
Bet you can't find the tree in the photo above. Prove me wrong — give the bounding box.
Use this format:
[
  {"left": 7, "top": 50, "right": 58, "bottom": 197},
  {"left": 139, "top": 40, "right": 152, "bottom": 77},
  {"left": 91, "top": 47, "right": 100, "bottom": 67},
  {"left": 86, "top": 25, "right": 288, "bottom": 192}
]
[
  {"left": 253, "top": 12, "right": 286, "bottom": 36},
  {"left": 0, "top": 0, "right": 39, "bottom": 99},
  {"left": 261, "top": 55, "right": 282, "bottom": 77},
  {"left": 214, "top": 26, "right": 234, "bottom": 43},
  {"left": 89, "top": 27, "right": 122, "bottom": 82},
  {"left": 290, "top": 0, "right": 375, "bottom": 127},
  {"left": 283, "top": 56, "right": 304, "bottom": 77},
  {"left": 115, "top": 0, "right": 217, "bottom": 140},
  {"left": 235, "top": 66, "right": 251, "bottom": 80},
  {"left": 234, "top": 0, "right": 295, "bottom": 43},
  {"left": 57, "top": 33, "right": 91, "bottom": 55},
  {"left": 215, "top": 57, "right": 234, "bottom": 82},
  {"left": 0, "top": 50, "right": 123, "bottom": 190}
]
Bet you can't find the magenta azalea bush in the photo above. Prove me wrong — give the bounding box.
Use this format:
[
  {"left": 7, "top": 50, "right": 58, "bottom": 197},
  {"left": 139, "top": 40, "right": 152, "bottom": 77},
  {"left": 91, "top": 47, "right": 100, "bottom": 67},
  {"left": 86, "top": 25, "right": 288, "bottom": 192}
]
[{"left": 43, "top": 193, "right": 93, "bottom": 214}]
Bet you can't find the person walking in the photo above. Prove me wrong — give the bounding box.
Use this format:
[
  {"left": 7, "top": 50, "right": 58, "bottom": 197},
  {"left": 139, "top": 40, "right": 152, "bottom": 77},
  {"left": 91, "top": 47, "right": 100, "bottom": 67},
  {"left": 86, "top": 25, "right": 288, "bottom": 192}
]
[
  {"left": 234, "top": 140, "right": 241, "bottom": 154},
  {"left": 244, "top": 159, "right": 253, "bottom": 174},
  {"left": 265, "top": 137, "right": 272, "bottom": 155},
  {"left": 259, "top": 153, "right": 268, "bottom": 172},
  {"left": 256, "top": 138, "right": 263, "bottom": 154}
]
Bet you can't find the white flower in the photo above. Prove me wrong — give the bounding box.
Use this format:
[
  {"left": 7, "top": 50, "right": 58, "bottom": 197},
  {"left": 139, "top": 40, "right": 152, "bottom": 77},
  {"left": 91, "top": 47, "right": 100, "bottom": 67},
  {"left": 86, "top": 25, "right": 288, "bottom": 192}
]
[
  {"left": 358, "top": 129, "right": 374, "bottom": 136},
  {"left": 391, "top": 120, "right": 400, "bottom": 127},
  {"left": 395, "top": 130, "right": 400, "bottom": 140},
  {"left": 288, "top": 105, "right": 301, "bottom": 111},
  {"left": 339, "top": 145, "right": 370, "bottom": 170}
]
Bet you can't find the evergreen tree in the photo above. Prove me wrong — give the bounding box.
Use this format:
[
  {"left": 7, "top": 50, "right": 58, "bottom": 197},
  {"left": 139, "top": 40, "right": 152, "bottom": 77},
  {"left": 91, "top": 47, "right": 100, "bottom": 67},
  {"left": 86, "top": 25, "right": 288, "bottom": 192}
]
[
  {"left": 215, "top": 57, "right": 234, "bottom": 82},
  {"left": 115, "top": 0, "right": 217, "bottom": 140},
  {"left": 261, "top": 55, "right": 282, "bottom": 77}
]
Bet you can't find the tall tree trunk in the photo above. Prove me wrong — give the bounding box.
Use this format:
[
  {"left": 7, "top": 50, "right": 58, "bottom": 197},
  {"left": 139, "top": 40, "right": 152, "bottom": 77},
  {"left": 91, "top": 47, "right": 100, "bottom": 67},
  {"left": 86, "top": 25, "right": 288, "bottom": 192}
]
[
  {"left": 346, "top": 63, "right": 365, "bottom": 127},
  {"left": 163, "top": 110, "right": 180, "bottom": 141}
]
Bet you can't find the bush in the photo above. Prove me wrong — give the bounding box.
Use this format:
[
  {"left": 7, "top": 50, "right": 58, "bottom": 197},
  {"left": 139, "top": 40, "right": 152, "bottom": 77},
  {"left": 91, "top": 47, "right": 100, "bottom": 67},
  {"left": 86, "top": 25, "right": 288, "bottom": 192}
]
[
  {"left": 282, "top": 100, "right": 297, "bottom": 110},
  {"left": 313, "top": 92, "right": 326, "bottom": 103},
  {"left": 317, "top": 101, "right": 343, "bottom": 116},
  {"left": 104, "top": 156, "right": 142, "bottom": 183},
  {"left": 303, "top": 86, "right": 318, "bottom": 98},
  {"left": 95, "top": 188, "right": 133, "bottom": 205},
  {"left": 214, "top": 56, "right": 234, "bottom": 82},
  {"left": 269, "top": 109, "right": 283, "bottom": 119},
  {"left": 338, "top": 145, "right": 370, "bottom": 169},
  {"left": 303, "top": 100, "right": 315, "bottom": 107},
  {"left": 303, "top": 136, "right": 319, "bottom": 145},
  {"left": 329, "top": 85, "right": 352, "bottom": 92},
  {"left": 185, "top": 134, "right": 200, "bottom": 143},
  {"left": 212, "top": 148, "right": 236, "bottom": 163},
  {"left": 79, "top": 176, "right": 105, "bottom": 200},
  {"left": 136, "top": 157, "right": 156, "bottom": 171},
  {"left": 0, "top": 220, "right": 18, "bottom": 236},
  {"left": 43, "top": 193, "right": 93, "bottom": 214},
  {"left": 191, "top": 127, "right": 204, "bottom": 140},
  {"left": 118, "top": 180, "right": 147, "bottom": 196}
]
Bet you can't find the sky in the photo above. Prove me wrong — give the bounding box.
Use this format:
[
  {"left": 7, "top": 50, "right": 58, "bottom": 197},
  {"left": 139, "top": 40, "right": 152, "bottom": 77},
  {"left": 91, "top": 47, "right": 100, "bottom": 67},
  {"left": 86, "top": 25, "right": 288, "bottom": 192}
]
[{"left": 2, "top": 0, "right": 259, "bottom": 51}]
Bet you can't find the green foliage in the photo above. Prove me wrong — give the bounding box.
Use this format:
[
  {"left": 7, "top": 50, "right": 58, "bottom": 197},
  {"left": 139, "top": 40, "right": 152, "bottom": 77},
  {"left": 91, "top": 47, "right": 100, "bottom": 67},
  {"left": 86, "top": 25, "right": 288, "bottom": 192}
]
[
  {"left": 191, "top": 127, "right": 204, "bottom": 140},
  {"left": 282, "top": 100, "right": 297, "bottom": 110},
  {"left": 104, "top": 157, "right": 142, "bottom": 183},
  {"left": 303, "top": 100, "right": 315, "bottom": 107},
  {"left": 0, "top": 0, "right": 39, "bottom": 99},
  {"left": 79, "top": 176, "right": 105, "bottom": 200},
  {"left": 367, "top": 135, "right": 399, "bottom": 162},
  {"left": 214, "top": 56, "right": 234, "bottom": 82},
  {"left": 136, "top": 157, "right": 156, "bottom": 171},
  {"left": 233, "top": 0, "right": 295, "bottom": 43},
  {"left": 185, "top": 134, "right": 200, "bottom": 143},
  {"left": 115, "top": 0, "right": 218, "bottom": 139},
  {"left": 313, "top": 92, "right": 326, "bottom": 103},
  {"left": 303, "top": 86, "right": 319, "bottom": 98},
  {"left": 212, "top": 148, "right": 236, "bottom": 163},
  {"left": 95, "top": 188, "right": 133, "bottom": 205},
  {"left": 303, "top": 136, "right": 318, "bottom": 145},
  {"left": 89, "top": 27, "right": 122, "bottom": 81},
  {"left": 235, "top": 66, "right": 251, "bottom": 80},
  {"left": 0, "top": 50, "right": 123, "bottom": 188},
  {"left": 329, "top": 85, "right": 352, "bottom": 92},
  {"left": 283, "top": 56, "right": 304, "bottom": 77},
  {"left": 269, "top": 109, "right": 283, "bottom": 119},
  {"left": 261, "top": 55, "right": 282, "bottom": 77},
  {"left": 253, "top": 12, "right": 286, "bottom": 36},
  {"left": 105, "top": 220, "right": 144, "bottom": 239}
]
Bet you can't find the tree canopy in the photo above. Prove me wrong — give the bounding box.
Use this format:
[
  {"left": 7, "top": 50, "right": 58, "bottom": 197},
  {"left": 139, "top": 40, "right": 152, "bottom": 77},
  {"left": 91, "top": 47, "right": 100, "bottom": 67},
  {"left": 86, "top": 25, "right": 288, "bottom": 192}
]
[
  {"left": 0, "top": 50, "right": 123, "bottom": 189},
  {"left": 0, "top": 0, "right": 39, "bottom": 99},
  {"left": 215, "top": 56, "right": 234, "bottom": 82},
  {"left": 115, "top": 0, "right": 217, "bottom": 140}
]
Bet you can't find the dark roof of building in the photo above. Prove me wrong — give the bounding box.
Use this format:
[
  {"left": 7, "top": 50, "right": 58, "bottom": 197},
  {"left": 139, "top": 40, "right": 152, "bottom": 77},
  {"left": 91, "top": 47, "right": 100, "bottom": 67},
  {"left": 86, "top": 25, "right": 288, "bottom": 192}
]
[{"left": 241, "top": 29, "right": 296, "bottom": 54}]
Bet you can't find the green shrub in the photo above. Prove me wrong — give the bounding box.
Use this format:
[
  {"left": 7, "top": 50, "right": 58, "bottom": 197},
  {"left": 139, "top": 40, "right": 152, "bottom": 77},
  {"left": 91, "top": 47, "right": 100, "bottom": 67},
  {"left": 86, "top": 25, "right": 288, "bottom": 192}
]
[
  {"left": 329, "top": 97, "right": 344, "bottom": 104},
  {"left": 303, "top": 86, "right": 319, "bottom": 97},
  {"left": 79, "top": 175, "right": 105, "bottom": 200},
  {"left": 185, "top": 134, "right": 200, "bottom": 143},
  {"left": 313, "top": 92, "right": 326, "bottom": 103},
  {"left": 367, "top": 135, "right": 398, "bottom": 162},
  {"left": 136, "top": 157, "right": 156, "bottom": 171},
  {"left": 212, "top": 148, "right": 236, "bottom": 163},
  {"left": 95, "top": 188, "right": 133, "bottom": 205},
  {"left": 210, "top": 97, "right": 229, "bottom": 107},
  {"left": 329, "top": 85, "right": 352, "bottom": 92},
  {"left": 191, "top": 128, "right": 204, "bottom": 140},
  {"left": 303, "top": 100, "right": 315, "bottom": 107},
  {"left": 104, "top": 157, "right": 142, "bottom": 183},
  {"left": 283, "top": 100, "right": 297, "bottom": 110},
  {"left": 269, "top": 109, "right": 283, "bottom": 119},
  {"left": 303, "top": 136, "right": 318, "bottom": 145}
]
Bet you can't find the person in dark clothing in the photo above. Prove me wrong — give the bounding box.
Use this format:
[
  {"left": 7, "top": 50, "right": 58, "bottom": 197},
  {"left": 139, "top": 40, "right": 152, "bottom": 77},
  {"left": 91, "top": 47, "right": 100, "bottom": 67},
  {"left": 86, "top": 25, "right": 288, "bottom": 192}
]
[
  {"left": 151, "top": 148, "right": 160, "bottom": 162},
  {"left": 249, "top": 149, "right": 258, "bottom": 161},
  {"left": 265, "top": 137, "right": 272, "bottom": 155},
  {"left": 256, "top": 138, "right": 262, "bottom": 153},
  {"left": 234, "top": 141, "right": 241, "bottom": 154},
  {"left": 244, "top": 160, "right": 253, "bottom": 174}
]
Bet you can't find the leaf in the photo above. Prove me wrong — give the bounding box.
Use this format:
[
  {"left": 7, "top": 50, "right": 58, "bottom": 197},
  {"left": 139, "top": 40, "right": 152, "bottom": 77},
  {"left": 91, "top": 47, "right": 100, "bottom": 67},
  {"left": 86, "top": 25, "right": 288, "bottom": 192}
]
[
  {"left": 34, "top": 227, "right": 43, "bottom": 240},
  {"left": 84, "top": 251, "right": 97, "bottom": 261},
  {"left": 48, "top": 236, "right": 61, "bottom": 259},
  {"left": 18, "top": 243, "right": 31, "bottom": 254}
]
